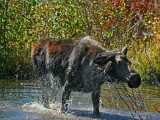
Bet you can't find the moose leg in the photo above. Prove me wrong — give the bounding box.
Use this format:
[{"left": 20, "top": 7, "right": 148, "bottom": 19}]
[
  {"left": 61, "top": 81, "right": 72, "bottom": 113},
  {"left": 48, "top": 74, "right": 59, "bottom": 104},
  {"left": 92, "top": 87, "right": 101, "bottom": 116},
  {"left": 41, "top": 74, "right": 51, "bottom": 108},
  {"left": 42, "top": 87, "right": 49, "bottom": 108},
  {"left": 41, "top": 83, "right": 50, "bottom": 108}
]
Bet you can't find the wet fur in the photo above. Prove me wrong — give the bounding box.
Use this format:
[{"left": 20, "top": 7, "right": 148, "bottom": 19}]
[{"left": 31, "top": 36, "right": 109, "bottom": 88}]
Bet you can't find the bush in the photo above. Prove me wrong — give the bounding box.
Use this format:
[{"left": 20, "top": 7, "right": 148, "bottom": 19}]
[{"left": 0, "top": 0, "right": 159, "bottom": 84}]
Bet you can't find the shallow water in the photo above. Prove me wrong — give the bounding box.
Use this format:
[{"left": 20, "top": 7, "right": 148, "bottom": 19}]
[{"left": 0, "top": 80, "right": 159, "bottom": 120}]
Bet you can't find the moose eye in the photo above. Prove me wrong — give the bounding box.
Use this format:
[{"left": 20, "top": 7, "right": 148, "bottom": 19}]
[
  {"left": 117, "top": 60, "right": 123, "bottom": 65},
  {"left": 128, "top": 61, "right": 132, "bottom": 65}
]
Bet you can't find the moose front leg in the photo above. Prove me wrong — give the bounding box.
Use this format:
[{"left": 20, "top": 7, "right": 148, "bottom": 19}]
[
  {"left": 61, "top": 81, "right": 72, "bottom": 113},
  {"left": 92, "top": 87, "right": 101, "bottom": 116}
]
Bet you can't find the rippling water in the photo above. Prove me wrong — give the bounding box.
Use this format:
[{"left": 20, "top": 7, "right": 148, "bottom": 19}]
[{"left": 0, "top": 80, "right": 159, "bottom": 120}]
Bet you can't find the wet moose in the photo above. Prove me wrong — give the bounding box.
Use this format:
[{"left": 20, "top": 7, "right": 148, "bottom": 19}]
[{"left": 31, "top": 36, "right": 141, "bottom": 115}]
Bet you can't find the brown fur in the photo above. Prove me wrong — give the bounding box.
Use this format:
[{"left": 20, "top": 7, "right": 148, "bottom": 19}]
[
  {"left": 32, "top": 39, "right": 50, "bottom": 56},
  {"left": 48, "top": 39, "right": 76, "bottom": 54}
]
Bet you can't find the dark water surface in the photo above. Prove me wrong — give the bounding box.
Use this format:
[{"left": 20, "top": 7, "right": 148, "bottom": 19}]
[{"left": 0, "top": 80, "right": 159, "bottom": 120}]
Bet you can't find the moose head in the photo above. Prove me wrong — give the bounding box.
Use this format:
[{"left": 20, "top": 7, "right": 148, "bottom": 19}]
[{"left": 93, "top": 46, "right": 141, "bottom": 88}]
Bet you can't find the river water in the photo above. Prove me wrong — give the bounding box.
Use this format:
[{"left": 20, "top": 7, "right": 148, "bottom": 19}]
[{"left": 0, "top": 79, "right": 159, "bottom": 120}]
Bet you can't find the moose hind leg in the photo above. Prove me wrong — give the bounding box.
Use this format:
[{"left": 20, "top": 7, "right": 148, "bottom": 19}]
[
  {"left": 61, "top": 81, "right": 72, "bottom": 113},
  {"left": 41, "top": 74, "right": 51, "bottom": 108},
  {"left": 48, "top": 75, "right": 60, "bottom": 104},
  {"left": 42, "top": 87, "right": 50, "bottom": 108},
  {"left": 92, "top": 87, "right": 101, "bottom": 116}
]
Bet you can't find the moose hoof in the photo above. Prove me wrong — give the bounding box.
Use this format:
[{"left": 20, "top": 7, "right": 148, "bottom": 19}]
[
  {"left": 93, "top": 111, "right": 100, "bottom": 116},
  {"left": 43, "top": 103, "right": 49, "bottom": 108},
  {"left": 61, "top": 108, "right": 67, "bottom": 114}
]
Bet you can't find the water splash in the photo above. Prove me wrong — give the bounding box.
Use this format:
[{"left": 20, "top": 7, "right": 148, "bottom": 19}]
[{"left": 22, "top": 102, "right": 160, "bottom": 120}]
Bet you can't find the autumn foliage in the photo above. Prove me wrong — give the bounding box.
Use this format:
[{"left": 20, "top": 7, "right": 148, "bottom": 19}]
[{"left": 0, "top": 0, "right": 160, "bottom": 83}]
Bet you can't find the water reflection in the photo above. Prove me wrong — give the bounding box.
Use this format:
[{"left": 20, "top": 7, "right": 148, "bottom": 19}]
[
  {"left": 0, "top": 80, "right": 159, "bottom": 119},
  {"left": 0, "top": 80, "right": 41, "bottom": 119},
  {"left": 101, "top": 83, "right": 160, "bottom": 113}
]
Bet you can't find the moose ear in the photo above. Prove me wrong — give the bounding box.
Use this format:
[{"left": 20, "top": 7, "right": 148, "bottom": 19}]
[
  {"left": 121, "top": 45, "right": 128, "bottom": 55},
  {"left": 93, "top": 55, "right": 115, "bottom": 65}
]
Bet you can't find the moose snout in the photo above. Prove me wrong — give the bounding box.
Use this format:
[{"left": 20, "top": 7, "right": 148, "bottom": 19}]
[{"left": 128, "top": 73, "right": 141, "bottom": 88}]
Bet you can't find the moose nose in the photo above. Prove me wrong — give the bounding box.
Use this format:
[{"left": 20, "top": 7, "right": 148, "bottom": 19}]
[{"left": 128, "top": 73, "right": 141, "bottom": 88}]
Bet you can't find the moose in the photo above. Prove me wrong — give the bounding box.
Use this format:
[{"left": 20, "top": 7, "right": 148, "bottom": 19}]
[{"left": 31, "top": 35, "right": 141, "bottom": 116}]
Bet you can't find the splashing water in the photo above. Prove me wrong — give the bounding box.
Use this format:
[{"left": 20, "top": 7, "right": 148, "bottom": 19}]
[{"left": 21, "top": 101, "right": 160, "bottom": 120}]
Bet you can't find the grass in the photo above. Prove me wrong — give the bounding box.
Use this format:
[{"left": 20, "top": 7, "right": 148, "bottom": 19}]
[{"left": 128, "top": 18, "right": 160, "bottom": 84}]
